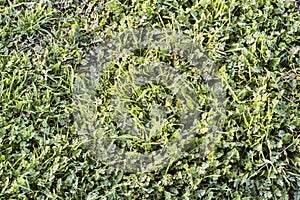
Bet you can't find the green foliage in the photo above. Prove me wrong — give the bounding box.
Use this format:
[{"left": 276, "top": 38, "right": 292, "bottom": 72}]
[{"left": 0, "top": 0, "right": 299, "bottom": 199}]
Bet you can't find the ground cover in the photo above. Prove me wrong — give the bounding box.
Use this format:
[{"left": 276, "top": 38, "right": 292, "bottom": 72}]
[{"left": 0, "top": 0, "right": 300, "bottom": 199}]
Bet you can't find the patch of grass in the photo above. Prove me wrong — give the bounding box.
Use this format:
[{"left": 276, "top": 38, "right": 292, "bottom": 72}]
[{"left": 0, "top": 0, "right": 300, "bottom": 199}]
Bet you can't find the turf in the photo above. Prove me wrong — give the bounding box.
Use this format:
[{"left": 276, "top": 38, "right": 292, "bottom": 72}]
[{"left": 0, "top": 0, "right": 300, "bottom": 199}]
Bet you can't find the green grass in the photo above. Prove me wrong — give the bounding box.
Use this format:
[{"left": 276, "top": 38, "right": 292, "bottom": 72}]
[
  {"left": 74, "top": 30, "right": 220, "bottom": 173},
  {"left": 0, "top": 0, "right": 300, "bottom": 199}
]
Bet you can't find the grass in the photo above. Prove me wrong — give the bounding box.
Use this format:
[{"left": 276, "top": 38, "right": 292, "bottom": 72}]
[{"left": 0, "top": 0, "right": 300, "bottom": 199}]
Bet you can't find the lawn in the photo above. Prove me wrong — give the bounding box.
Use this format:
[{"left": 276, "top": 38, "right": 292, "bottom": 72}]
[{"left": 0, "top": 0, "right": 300, "bottom": 199}]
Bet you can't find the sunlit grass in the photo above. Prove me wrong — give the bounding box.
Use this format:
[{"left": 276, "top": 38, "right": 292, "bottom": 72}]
[{"left": 0, "top": 0, "right": 299, "bottom": 199}]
